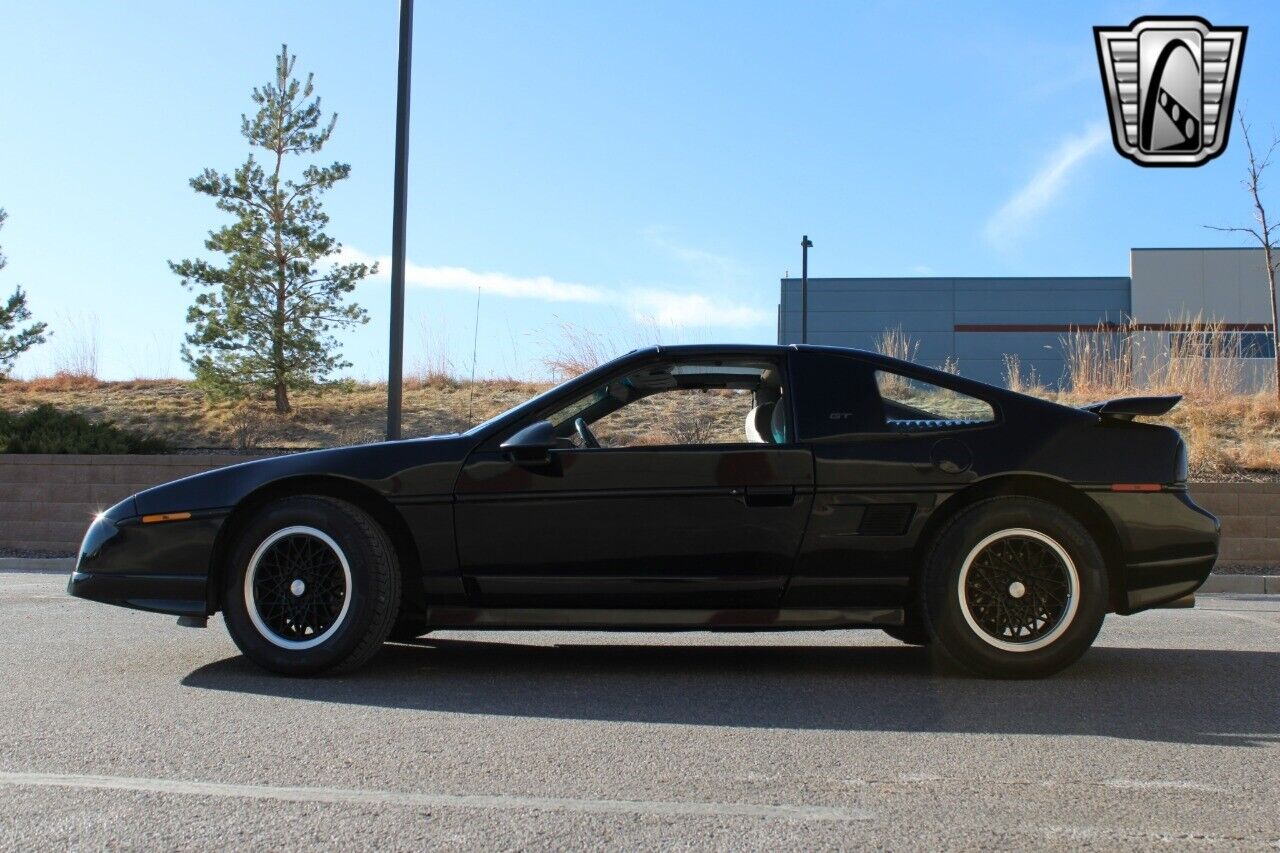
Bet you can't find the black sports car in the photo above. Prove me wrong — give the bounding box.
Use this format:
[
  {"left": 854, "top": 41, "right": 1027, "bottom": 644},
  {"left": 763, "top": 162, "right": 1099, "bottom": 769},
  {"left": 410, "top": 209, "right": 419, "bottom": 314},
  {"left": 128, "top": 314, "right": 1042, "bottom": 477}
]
[{"left": 69, "top": 344, "right": 1219, "bottom": 678}]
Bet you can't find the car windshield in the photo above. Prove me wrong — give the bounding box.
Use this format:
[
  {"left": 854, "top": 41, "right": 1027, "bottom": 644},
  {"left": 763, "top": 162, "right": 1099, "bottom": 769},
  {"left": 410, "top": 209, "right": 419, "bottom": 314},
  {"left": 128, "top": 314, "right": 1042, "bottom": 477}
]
[
  {"left": 462, "top": 383, "right": 563, "bottom": 436},
  {"left": 462, "top": 350, "right": 653, "bottom": 437},
  {"left": 461, "top": 366, "right": 618, "bottom": 437}
]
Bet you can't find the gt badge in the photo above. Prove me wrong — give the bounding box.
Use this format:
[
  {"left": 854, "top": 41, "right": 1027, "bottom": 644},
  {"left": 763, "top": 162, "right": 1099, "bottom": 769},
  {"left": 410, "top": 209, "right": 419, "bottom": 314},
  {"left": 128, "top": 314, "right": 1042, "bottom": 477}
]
[{"left": 1094, "top": 16, "right": 1246, "bottom": 167}]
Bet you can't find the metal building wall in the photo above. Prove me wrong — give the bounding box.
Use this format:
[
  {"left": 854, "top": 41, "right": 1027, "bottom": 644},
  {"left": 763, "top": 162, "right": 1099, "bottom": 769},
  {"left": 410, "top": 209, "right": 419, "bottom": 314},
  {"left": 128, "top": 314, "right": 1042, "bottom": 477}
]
[
  {"left": 1129, "top": 247, "right": 1274, "bottom": 390},
  {"left": 778, "top": 276, "right": 1130, "bottom": 387},
  {"left": 1130, "top": 247, "right": 1270, "bottom": 322}
]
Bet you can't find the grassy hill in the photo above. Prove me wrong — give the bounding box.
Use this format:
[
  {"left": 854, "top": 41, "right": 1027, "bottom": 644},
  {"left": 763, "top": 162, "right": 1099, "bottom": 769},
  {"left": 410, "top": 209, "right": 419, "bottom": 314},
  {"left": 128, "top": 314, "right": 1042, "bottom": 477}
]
[
  {"left": 2, "top": 374, "right": 1278, "bottom": 480},
  {"left": 0, "top": 377, "right": 544, "bottom": 450}
]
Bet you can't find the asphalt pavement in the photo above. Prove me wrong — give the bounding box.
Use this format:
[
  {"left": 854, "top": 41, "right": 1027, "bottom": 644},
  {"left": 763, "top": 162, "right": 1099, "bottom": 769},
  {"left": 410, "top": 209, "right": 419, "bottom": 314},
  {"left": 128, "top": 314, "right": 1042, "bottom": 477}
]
[{"left": 1, "top": 570, "right": 1277, "bottom": 850}]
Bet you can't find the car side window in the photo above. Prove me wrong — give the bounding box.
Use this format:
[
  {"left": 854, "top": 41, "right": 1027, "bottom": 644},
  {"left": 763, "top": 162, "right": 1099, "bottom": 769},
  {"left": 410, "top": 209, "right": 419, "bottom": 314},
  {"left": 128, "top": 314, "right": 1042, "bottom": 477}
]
[
  {"left": 874, "top": 370, "right": 993, "bottom": 430},
  {"left": 538, "top": 360, "right": 788, "bottom": 449},
  {"left": 589, "top": 388, "right": 755, "bottom": 447}
]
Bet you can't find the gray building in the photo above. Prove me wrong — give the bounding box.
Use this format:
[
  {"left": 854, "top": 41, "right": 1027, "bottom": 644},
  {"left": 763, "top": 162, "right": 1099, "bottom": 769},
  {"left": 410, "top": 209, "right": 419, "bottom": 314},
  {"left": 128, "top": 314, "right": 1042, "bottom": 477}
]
[{"left": 778, "top": 247, "right": 1275, "bottom": 388}]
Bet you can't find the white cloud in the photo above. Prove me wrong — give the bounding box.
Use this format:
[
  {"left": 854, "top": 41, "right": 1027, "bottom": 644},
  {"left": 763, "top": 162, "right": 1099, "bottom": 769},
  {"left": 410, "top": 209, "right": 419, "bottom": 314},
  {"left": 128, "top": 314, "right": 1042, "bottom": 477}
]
[
  {"left": 627, "top": 289, "right": 772, "bottom": 328},
  {"left": 632, "top": 228, "right": 768, "bottom": 326},
  {"left": 339, "top": 247, "right": 605, "bottom": 303},
  {"left": 983, "top": 123, "right": 1109, "bottom": 247},
  {"left": 403, "top": 264, "right": 607, "bottom": 303},
  {"left": 341, "top": 246, "right": 768, "bottom": 329}
]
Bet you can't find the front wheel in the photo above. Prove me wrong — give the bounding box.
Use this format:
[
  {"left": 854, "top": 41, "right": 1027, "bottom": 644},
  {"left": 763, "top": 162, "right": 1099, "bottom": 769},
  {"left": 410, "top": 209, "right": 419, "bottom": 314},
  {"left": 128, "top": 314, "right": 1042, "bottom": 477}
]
[
  {"left": 921, "top": 497, "right": 1106, "bottom": 679},
  {"left": 222, "top": 496, "right": 401, "bottom": 676}
]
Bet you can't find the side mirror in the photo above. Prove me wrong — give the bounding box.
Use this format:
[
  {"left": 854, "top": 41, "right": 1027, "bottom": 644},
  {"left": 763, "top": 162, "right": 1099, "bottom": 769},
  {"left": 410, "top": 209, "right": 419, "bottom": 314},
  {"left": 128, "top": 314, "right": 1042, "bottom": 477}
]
[{"left": 500, "top": 420, "right": 558, "bottom": 464}]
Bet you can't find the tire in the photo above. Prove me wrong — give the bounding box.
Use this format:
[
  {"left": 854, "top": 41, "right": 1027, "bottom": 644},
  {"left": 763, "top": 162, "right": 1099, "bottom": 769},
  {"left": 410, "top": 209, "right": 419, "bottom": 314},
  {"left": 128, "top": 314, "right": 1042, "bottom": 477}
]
[
  {"left": 222, "top": 495, "right": 401, "bottom": 676},
  {"left": 920, "top": 497, "right": 1106, "bottom": 679}
]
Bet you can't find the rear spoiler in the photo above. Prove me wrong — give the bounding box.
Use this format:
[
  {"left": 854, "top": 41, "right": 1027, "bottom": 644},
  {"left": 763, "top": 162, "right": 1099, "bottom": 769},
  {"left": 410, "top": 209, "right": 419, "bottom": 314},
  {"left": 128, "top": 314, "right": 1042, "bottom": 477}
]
[{"left": 1082, "top": 395, "right": 1182, "bottom": 421}]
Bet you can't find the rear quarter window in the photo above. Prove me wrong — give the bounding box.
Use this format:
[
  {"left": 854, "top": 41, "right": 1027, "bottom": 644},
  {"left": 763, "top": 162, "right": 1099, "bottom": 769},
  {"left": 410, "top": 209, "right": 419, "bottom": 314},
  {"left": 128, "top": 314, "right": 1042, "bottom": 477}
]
[
  {"left": 875, "top": 370, "right": 994, "bottom": 430},
  {"left": 789, "top": 352, "right": 997, "bottom": 441}
]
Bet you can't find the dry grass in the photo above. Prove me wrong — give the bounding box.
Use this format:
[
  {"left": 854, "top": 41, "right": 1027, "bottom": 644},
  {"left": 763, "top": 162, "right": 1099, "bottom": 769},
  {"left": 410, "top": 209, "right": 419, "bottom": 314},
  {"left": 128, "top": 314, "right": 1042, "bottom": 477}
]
[
  {"left": 1040, "top": 387, "right": 1280, "bottom": 480},
  {"left": 49, "top": 312, "right": 100, "bottom": 380},
  {"left": 1060, "top": 315, "right": 1261, "bottom": 402},
  {"left": 537, "top": 319, "right": 631, "bottom": 381},
  {"left": 16, "top": 372, "right": 108, "bottom": 392},
  {"left": 7, "top": 372, "right": 1274, "bottom": 479},
  {"left": 0, "top": 375, "right": 753, "bottom": 451},
  {"left": 0, "top": 377, "right": 549, "bottom": 449},
  {"left": 592, "top": 389, "right": 748, "bottom": 447},
  {"left": 874, "top": 326, "right": 919, "bottom": 363},
  {"left": 5, "top": 313, "right": 1280, "bottom": 478},
  {"left": 408, "top": 317, "right": 460, "bottom": 388},
  {"left": 1002, "top": 353, "right": 1047, "bottom": 395},
  {"left": 1043, "top": 315, "right": 1280, "bottom": 477},
  {"left": 536, "top": 316, "right": 677, "bottom": 382},
  {"left": 874, "top": 327, "right": 920, "bottom": 398},
  {"left": 884, "top": 320, "right": 1280, "bottom": 479}
]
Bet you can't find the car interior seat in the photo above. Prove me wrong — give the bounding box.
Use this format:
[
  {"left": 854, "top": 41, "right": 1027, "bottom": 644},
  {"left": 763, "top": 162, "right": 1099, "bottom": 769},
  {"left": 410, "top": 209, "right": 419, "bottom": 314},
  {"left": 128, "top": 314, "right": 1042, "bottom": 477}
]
[
  {"left": 770, "top": 395, "right": 788, "bottom": 443},
  {"left": 745, "top": 402, "right": 776, "bottom": 443}
]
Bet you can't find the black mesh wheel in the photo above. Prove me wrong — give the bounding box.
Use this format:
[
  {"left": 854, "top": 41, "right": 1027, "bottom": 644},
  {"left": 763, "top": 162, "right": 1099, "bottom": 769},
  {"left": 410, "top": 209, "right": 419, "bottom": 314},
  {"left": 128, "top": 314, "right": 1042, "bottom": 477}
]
[
  {"left": 921, "top": 497, "right": 1106, "bottom": 679},
  {"left": 244, "top": 526, "right": 352, "bottom": 650},
  {"left": 223, "top": 496, "right": 400, "bottom": 676},
  {"left": 957, "top": 529, "right": 1078, "bottom": 652}
]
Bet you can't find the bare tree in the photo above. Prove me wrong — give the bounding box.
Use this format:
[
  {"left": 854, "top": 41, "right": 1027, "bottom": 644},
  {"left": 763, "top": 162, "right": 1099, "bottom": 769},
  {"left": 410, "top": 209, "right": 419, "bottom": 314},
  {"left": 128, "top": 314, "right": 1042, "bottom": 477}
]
[{"left": 1207, "top": 112, "right": 1280, "bottom": 400}]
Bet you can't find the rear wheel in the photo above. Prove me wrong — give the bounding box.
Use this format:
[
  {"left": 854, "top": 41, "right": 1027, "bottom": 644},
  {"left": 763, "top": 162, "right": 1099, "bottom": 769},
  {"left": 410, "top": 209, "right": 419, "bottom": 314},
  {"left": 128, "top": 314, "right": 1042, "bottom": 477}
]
[
  {"left": 921, "top": 497, "right": 1106, "bottom": 678},
  {"left": 222, "top": 496, "right": 400, "bottom": 676}
]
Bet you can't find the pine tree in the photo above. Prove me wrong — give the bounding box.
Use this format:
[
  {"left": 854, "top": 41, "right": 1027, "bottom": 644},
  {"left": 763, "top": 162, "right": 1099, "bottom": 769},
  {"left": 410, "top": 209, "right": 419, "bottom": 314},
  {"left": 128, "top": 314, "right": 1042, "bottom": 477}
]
[
  {"left": 171, "top": 45, "right": 374, "bottom": 413},
  {"left": 0, "top": 209, "right": 49, "bottom": 378}
]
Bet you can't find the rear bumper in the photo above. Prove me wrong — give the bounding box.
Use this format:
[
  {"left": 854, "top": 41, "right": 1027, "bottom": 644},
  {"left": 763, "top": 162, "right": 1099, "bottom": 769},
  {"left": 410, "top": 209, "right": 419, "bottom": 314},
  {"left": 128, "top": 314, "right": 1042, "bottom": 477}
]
[
  {"left": 1119, "top": 553, "right": 1218, "bottom": 612},
  {"left": 1088, "top": 489, "right": 1220, "bottom": 613}
]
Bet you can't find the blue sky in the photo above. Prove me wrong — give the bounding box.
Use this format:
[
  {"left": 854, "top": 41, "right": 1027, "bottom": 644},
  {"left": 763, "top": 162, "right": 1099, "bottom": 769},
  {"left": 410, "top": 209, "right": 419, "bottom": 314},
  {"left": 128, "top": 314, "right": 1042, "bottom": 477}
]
[{"left": 1, "top": 1, "right": 1277, "bottom": 380}]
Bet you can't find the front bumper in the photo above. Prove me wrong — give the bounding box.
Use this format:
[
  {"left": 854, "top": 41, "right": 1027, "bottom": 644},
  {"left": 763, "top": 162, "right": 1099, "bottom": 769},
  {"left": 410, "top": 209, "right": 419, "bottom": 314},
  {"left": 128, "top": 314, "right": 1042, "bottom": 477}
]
[
  {"left": 67, "top": 570, "right": 208, "bottom": 617},
  {"left": 67, "top": 500, "right": 226, "bottom": 618}
]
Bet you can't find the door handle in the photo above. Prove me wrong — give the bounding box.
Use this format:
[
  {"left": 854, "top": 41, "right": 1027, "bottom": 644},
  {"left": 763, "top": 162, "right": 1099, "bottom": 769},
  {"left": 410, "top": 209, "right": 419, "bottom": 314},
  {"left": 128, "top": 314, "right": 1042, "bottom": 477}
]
[{"left": 741, "top": 487, "right": 796, "bottom": 508}]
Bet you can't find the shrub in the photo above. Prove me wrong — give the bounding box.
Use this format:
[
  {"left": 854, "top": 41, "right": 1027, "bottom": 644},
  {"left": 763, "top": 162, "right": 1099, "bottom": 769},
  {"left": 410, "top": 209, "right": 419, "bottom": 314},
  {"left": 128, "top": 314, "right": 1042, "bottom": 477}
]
[{"left": 0, "top": 405, "right": 167, "bottom": 454}]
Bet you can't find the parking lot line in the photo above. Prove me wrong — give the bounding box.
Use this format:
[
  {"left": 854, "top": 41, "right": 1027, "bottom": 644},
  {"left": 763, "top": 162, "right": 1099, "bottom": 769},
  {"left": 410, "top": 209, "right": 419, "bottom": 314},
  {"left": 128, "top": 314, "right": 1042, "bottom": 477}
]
[{"left": 0, "top": 771, "right": 873, "bottom": 823}]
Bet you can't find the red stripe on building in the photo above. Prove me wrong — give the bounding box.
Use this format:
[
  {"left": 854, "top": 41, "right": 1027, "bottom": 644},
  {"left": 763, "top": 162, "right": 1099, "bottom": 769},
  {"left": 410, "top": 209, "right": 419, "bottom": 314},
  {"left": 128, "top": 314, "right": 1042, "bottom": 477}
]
[{"left": 954, "top": 322, "right": 1274, "bottom": 333}]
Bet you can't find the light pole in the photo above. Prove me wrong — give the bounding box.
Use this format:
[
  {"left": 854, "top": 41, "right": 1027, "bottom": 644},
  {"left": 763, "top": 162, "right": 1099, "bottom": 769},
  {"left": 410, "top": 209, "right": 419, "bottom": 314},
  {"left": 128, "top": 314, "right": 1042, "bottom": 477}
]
[
  {"left": 386, "top": 0, "right": 414, "bottom": 440},
  {"left": 800, "top": 235, "right": 813, "bottom": 344}
]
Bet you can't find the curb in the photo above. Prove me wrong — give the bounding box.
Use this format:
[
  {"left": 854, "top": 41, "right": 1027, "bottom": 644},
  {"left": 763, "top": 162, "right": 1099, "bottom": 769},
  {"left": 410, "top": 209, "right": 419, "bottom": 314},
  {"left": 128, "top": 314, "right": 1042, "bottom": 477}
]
[
  {"left": 0, "top": 557, "right": 75, "bottom": 572},
  {"left": 0, "top": 558, "right": 1277, "bottom": 594},
  {"left": 1198, "top": 574, "right": 1280, "bottom": 595}
]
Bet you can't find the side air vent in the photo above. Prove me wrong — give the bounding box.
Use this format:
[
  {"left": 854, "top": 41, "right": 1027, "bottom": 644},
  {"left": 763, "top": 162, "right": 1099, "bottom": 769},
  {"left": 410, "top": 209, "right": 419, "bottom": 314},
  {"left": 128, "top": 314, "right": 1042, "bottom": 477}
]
[{"left": 858, "top": 503, "right": 915, "bottom": 536}]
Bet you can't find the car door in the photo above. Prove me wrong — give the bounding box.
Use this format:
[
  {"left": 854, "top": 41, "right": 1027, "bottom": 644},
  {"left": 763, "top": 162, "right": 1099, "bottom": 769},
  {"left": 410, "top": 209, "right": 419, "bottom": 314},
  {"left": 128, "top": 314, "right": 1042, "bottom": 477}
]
[{"left": 453, "top": 358, "right": 814, "bottom": 609}]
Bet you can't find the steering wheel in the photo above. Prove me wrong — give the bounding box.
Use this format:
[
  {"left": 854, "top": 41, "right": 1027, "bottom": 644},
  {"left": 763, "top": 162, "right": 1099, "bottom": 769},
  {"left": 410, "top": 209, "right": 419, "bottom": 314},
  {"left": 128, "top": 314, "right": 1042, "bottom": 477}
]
[{"left": 574, "top": 417, "right": 600, "bottom": 449}]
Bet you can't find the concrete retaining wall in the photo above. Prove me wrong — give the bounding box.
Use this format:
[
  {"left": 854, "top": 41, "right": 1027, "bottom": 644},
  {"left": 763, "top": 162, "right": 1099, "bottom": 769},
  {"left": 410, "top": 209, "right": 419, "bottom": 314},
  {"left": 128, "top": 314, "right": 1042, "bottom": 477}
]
[
  {"left": 0, "top": 454, "right": 1276, "bottom": 563},
  {"left": 1186, "top": 482, "right": 1280, "bottom": 565},
  {"left": 0, "top": 454, "right": 263, "bottom": 551}
]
